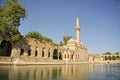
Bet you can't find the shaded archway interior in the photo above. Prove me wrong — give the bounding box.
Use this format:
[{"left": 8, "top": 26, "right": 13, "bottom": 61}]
[{"left": 0, "top": 40, "right": 12, "bottom": 56}]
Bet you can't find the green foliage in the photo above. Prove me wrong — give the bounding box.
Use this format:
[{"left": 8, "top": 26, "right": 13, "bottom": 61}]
[
  {"left": 63, "top": 36, "right": 72, "bottom": 45},
  {"left": 0, "top": 0, "right": 27, "bottom": 42},
  {"left": 25, "top": 31, "right": 53, "bottom": 43},
  {"left": 42, "top": 36, "right": 53, "bottom": 43},
  {"left": 54, "top": 43, "right": 59, "bottom": 46},
  {"left": 53, "top": 49, "right": 58, "bottom": 59},
  {"left": 103, "top": 52, "right": 111, "bottom": 55},
  {"left": 59, "top": 41, "right": 64, "bottom": 46},
  {"left": 115, "top": 52, "right": 119, "bottom": 55},
  {"left": 25, "top": 31, "right": 43, "bottom": 41},
  {"left": 59, "top": 35, "right": 72, "bottom": 46},
  {"left": 103, "top": 52, "right": 120, "bottom": 60}
]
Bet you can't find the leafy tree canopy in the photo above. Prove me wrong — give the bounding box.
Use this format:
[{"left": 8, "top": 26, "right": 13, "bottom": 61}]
[
  {"left": 59, "top": 35, "right": 72, "bottom": 46},
  {"left": 25, "top": 31, "right": 53, "bottom": 43},
  {"left": 114, "top": 52, "right": 119, "bottom": 55},
  {"left": 0, "top": 0, "right": 27, "bottom": 42},
  {"left": 63, "top": 35, "right": 72, "bottom": 45},
  {"left": 103, "top": 52, "right": 112, "bottom": 55}
]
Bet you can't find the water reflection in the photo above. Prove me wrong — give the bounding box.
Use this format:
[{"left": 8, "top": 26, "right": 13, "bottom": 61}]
[
  {"left": 0, "top": 64, "right": 120, "bottom": 80},
  {"left": 86, "top": 64, "right": 120, "bottom": 80}
]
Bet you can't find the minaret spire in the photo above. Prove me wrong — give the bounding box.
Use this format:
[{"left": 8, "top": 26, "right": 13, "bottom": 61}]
[
  {"left": 75, "top": 17, "right": 80, "bottom": 43},
  {"left": 76, "top": 17, "right": 80, "bottom": 28}
]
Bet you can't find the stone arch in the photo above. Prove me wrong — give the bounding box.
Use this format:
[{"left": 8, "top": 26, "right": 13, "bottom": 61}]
[
  {"left": 104, "top": 56, "right": 108, "bottom": 60},
  {"left": 0, "top": 40, "right": 12, "bottom": 56},
  {"left": 28, "top": 46, "right": 31, "bottom": 56},
  {"left": 28, "top": 49, "right": 31, "bottom": 56},
  {"left": 35, "top": 47, "right": 38, "bottom": 57},
  {"left": 59, "top": 52, "right": 62, "bottom": 60},
  {"left": 108, "top": 56, "right": 111, "bottom": 60},
  {"left": 53, "top": 49, "right": 58, "bottom": 59},
  {"left": 48, "top": 48, "right": 51, "bottom": 57},
  {"left": 20, "top": 48, "right": 24, "bottom": 56},
  {"left": 71, "top": 52, "right": 74, "bottom": 60}
]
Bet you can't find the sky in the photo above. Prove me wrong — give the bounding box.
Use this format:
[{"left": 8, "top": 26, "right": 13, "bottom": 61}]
[{"left": 12, "top": 0, "right": 120, "bottom": 54}]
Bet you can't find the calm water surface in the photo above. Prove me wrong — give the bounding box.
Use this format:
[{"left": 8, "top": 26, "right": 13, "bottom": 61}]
[{"left": 0, "top": 63, "right": 120, "bottom": 80}]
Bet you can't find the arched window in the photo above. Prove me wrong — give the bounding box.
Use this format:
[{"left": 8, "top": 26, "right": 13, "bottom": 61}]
[
  {"left": 28, "top": 49, "right": 31, "bottom": 56},
  {"left": 20, "top": 49, "right": 24, "bottom": 56},
  {"left": 35, "top": 50, "right": 38, "bottom": 57},
  {"left": 48, "top": 52, "right": 50, "bottom": 57},
  {"left": 59, "top": 52, "right": 62, "bottom": 60},
  {"left": 48, "top": 48, "right": 50, "bottom": 57},
  {"left": 42, "top": 48, "right": 45, "bottom": 57},
  {"left": 35, "top": 47, "right": 38, "bottom": 57},
  {"left": 0, "top": 40, "right": 12, "bottom": 56}
]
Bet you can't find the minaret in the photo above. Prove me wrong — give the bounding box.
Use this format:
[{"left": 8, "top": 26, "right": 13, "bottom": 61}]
[{"left": 75, "top": 17, "right": 80, "bottom": 43}]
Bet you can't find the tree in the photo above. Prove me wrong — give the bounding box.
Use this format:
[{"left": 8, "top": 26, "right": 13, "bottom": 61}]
[
  {"left": 103, "top": 52, "right": 111, "bottom": 55},
  {"left": 25, "top": 31, "right": 54, "bottom": 43},
  {"left": 59, "top": 41, "right": 64, "bottom": 46},
  {"left": 0, "top": 0, "right": 27, "bottom": 42},
  {"left": 25, "top": 31, "right": 43, "bottom": 41},
  {"left": 115, "top": 52, "right": 119, "bottom": 55},
  {"left": 63, "top": 36, "right": 72, "bottom": 45},
  {"left": 53, "top": 49, "right": 58, "bottom": 59},
  {"left": 42, "top": 36, "right": 53, "bottom": 43}
]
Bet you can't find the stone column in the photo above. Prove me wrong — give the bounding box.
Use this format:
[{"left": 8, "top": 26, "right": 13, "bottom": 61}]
[
  {"left": 31, "top": 47, "right": 35, "bottom": 57},
  {"left": 11, "top": 47, "right": 20, "bottom": 57}
]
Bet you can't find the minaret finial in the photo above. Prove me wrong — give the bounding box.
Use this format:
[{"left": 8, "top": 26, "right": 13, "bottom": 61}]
[
  {"left": 75, "top": 17, "right": 80, "bottom": 43},
  {"left": 76, "top": 17, "right": 80, "bottom": 28}
]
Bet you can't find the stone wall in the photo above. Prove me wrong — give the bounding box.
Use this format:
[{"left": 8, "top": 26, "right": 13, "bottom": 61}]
[{"left": 0, "top": 37, "right": 55, "bottom": 62}]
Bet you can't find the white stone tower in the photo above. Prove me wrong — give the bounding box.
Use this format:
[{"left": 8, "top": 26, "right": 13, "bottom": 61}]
[{"left": 75, "top": 17, "right": 80, "bottom": 43}]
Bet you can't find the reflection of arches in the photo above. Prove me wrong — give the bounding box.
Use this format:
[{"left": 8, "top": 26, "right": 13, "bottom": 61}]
[
  {"left": 71, "top": 54, "right": 73, "bottom": 60},
  {"left": 0, "top": 40, "right": 12, "bottom": 56},
  {"left": 42, "top": 48, "right": 45, "bottom": 57},
  {"left": 68, "top": 54, "right": 69, "bottom": 58},
  {"left": 64, "top": 54, "right": 66, "bottom": 58}
]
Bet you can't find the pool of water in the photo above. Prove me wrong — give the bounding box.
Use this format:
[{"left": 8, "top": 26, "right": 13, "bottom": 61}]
[{"left": 0, "top": 63, "right": 120, "bottom": 80}]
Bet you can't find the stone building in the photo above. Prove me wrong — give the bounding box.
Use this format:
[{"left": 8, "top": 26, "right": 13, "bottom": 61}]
[
  {"left": 0, "top": 37, "right": 54, "bottom": 62},
  {"left": 58, "top": 17, "right": 88, "bottom": 62}
]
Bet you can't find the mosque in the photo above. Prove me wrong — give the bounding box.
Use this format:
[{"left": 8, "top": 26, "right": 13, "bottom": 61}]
[{"left": 58, "top": 17, "right": 88, "bottom": 62}]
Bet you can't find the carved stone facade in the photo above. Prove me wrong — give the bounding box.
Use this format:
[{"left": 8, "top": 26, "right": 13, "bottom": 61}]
[
  {"left": 58, "top": 39, "right": 88, "bottom": 62},
  {"left": 58, "top": 17, "right": 88, "bottom": 62},
  {"left": 10, "top": 37, "right": 54, "bottom": 62}
]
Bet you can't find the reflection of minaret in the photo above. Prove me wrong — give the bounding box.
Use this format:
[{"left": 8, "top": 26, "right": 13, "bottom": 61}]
[{"left": 75, "top": 17, "right": 80, "bottom": 43}]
